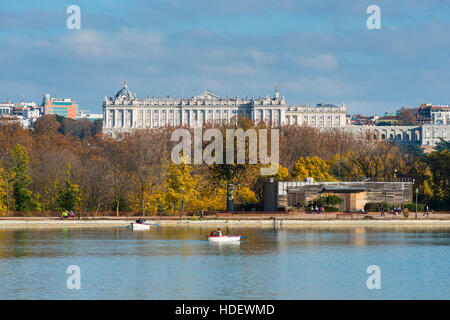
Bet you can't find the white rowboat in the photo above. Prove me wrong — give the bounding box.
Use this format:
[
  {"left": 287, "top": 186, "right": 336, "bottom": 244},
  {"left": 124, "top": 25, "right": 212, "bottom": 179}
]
[
  {"left": 207, "top": 235, "right": 241, "bottom": 243},
  {"left": 131, "top": 223, "right": 151, "bottom": 231}
]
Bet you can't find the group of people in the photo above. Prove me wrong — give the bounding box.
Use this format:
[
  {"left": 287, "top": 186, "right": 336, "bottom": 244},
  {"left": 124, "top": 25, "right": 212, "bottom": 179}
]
[
  {"left": 61, "top": 210, "right": 75, "bottom": 219},
  {"left": 310, "top": 205, "right": 325, "bottom": 214},
  {"left": 381, "top": 205, "right": 405, "bottom": 216},
  {"left": 380, "top": 203, "right": 430, "bottom": 217},
  {"left": 210, "top": 228, "right": 222, "bottom": 236}
]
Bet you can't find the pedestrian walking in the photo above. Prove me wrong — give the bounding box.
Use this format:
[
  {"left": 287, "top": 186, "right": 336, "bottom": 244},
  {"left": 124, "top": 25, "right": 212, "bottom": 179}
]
[{"left": 423, "top": 204, "right": 429, "bottom": 217}]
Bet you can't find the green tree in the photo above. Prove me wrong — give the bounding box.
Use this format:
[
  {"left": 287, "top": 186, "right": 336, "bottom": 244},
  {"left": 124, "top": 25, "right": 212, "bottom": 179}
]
[
  {"left": 307, "top": 194, "right": 343, "bottom": 212},
  {"left": 435, "top": 138, "right": 450, "bottom": 153},
  {"left": 11, "top": 144, "right": 39, "bottom": 211},
  {"left": 426, "top": 150, "right": 450, "bottom": 209},
  {"left": 56, "top": 164, "right": 81, "bottom": 212}
]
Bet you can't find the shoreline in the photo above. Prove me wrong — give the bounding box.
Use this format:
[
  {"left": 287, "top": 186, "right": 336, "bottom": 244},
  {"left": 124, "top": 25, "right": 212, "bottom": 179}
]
[{"left": 1, "top": 218, "right": 450, "bottom": 228}]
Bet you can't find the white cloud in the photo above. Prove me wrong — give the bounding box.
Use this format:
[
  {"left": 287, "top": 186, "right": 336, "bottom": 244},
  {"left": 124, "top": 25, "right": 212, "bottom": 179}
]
[
  {"left": 199, "top": 63, "right": 258, "bottom": 76},
  {"left": 249, "top": 50, "right": 276, "bottom": 64},
  {"left": 344, "top": 101, "right": 392, "bottom": 115},
  {"left": 60, "top": 29, "right": 110, "bottom": 56},
  {"left": 292, "top": 53, "right": 338, "bottom": 70},
  {"left": 284, "top": 76, "right": 356, "bottom": 98},
  {"left": 56, "top": 28, "right": 165, "bottom": 59}
]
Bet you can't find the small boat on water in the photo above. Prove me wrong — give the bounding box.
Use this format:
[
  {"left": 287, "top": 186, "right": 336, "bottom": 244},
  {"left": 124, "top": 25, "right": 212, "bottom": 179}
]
[
  {"left": 131, "top": 223, "right": 151, "bottom": 231},
  {"left": 207, "top": 235, "right": 241, "bottom": 243}
]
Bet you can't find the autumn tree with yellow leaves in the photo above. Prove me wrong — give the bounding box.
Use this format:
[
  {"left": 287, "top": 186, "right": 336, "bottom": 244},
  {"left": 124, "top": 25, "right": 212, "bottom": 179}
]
[
  {"left": 0, "top": 169, "right": 7, "bottom": 214},
  {"left": 0, "top": 119, "right": 448, "bottom": 213},
  {"left": 0, "top": 168, "right": 15, "bottom": 215},
  {"left": 291, "top": 156, "right": 336, "bottom": 181}
]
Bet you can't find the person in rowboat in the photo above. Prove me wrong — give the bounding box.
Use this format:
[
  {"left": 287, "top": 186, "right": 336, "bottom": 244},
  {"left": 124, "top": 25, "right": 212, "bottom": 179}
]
[
  {"left": 216, "top": 228, "right": 222, "bottom": 236},
  {"left": 136, "top": 218, "right": 145, "bottom": 224}
]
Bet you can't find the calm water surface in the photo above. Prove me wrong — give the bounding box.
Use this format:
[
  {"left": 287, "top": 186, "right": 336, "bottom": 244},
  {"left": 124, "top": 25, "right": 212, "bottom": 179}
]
[{"left": 0, "top": 226, "right": 448, "bottom": 299}]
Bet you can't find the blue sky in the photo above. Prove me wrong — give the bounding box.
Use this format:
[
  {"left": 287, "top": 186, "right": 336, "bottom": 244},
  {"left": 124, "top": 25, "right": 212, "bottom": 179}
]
[{"left": 0, "top": 0, "right": 449, "bottom": 115}]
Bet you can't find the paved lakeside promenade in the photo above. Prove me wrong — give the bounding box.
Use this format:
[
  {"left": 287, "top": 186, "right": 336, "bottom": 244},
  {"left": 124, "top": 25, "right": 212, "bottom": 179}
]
[{"left": 1, "top": 213, "right": 450, "bottom": 227}]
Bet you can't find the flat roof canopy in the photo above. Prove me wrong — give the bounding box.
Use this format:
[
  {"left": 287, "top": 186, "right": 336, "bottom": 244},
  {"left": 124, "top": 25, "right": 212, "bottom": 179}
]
[{"left": 320, "top": 187, "right": 367, "bottom": 193}]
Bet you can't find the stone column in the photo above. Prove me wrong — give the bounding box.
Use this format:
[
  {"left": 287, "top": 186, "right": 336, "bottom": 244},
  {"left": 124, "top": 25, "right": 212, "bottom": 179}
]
[{"left": 103, "top": 109, "right": 107, "bottom": 128}]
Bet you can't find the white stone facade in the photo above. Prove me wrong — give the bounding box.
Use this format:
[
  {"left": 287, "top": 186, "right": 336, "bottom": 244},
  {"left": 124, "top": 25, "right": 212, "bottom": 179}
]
[
  {"left": 0, "top": 102, "right": 13, "bottom": 116},
  {"left": 102, "top": 82, "right": 347, "bottom": 136},
  {"left": 285, "top": 103, "right": 346, "bottom": 127},
  {"left": 23, "top": 108, "right": 40, "bottom": 119},
  {"left": 336, "top": 124, "right": 449, "bottom": 146}
]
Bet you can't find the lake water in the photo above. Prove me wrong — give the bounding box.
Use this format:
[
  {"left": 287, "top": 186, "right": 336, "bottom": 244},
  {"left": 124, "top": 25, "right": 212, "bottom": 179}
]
[{"left": 0, "top": 225, "right": 448, "bottom": 299}]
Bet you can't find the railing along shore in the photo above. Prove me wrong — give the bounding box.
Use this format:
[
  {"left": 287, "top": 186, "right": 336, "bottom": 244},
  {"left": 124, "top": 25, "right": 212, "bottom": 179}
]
[{"left": 1, "top": 211, "right": 449, "bottom": 220}]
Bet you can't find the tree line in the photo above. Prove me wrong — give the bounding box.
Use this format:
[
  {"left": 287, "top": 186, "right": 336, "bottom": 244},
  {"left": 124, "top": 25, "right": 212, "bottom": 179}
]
[{"left": 0, "top": 115, "right": 448, "bottom": 215}]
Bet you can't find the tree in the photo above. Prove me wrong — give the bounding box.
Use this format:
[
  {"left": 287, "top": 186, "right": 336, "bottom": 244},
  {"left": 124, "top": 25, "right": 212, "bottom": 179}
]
[
  {"left": 207, "top": 122, "right": 262, "bottom": 210},
  {"left": 269, "top": 163, "right": 289, "bottom": 181},
  {"left": 32, "top": 115, "right": 61, "bottom": 135},
  {"left": 307, "top": 194, "right": 343, "bottom": 211},
  {"left": 291, "top": 156, "right": 336, "bottom": 181},
  {"left": 396, "top": 107, "right": 417, "bottom": 125},
  {"left": 435, "top": 138, "right": 450, "bottom": 153},
  {"left": 426, "top": 150, "right": 450, "bottom": 208},
  {"left": 60, "top": 118, "right": 99, "bottom": 140},
  {"left": 125, "top": 130, "right": 169, "bottom": 215},
  {"left": 330, "top": 138, "right": 406, "bottom": 181},
  {"left": 400, "top": 144, "right": 426, "bottom": 158},
  {"left": 56, "top": 164, "right": 81, "bottom": 212},
  {"left": 0, "top": 169, "right": 7, "bottom": 213},
  {"left": 376, "top": 121, "right": 392, "bottom": 126},
  {"left": 109, "top": 164, "right": 130, "bottom": 216},
  {"left": 101, "top": 136, "right": 133, "bottom": 216},
  {"left": 279, "top": 125, "right": 356, "bottom": 171},
  {"left": 33, "top": 114, "right": 102, "bottom": 140},
  {"left": 0, "top": 168, "right": 15, "bottom": 215},
  {"left": 312, "top": 195, "right": 343, "bottom": 206},
  {"left": 191, "top": 177, "right": 226, "bottom": 212},
  {"left": 30, "top": 128, "right": 78, "bottom": 212},
  {"left": 78, "top": 143, "right": 110, "bottom": 213},
  {"left": 163, "top": 160, "right": 197, "bottom": 214},
  {"left": 235, "top": 187, "right": 259, "bottom": 209},
  {"left": 328, "top": 153, "right": 360, "bottom": 180},
  {"left": 10, "top": 144, "right": 40, "bottom": 211}
]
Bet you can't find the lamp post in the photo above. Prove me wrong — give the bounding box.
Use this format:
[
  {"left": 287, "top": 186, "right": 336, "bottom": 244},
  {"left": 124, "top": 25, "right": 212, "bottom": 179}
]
[
  {"left": 338, "top": 138, "right": 341, "bottom": 181},
  {"left": 415, "top": 188, "right": 419, "bottom": 220},
  {"left": 179, "top": 188, "right": 183, "bottom": 221}
]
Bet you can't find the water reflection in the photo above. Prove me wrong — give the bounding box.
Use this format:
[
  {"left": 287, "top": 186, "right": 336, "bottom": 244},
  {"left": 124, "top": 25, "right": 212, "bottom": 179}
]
[{"left": 0, "top": 226, "right": 448, "bottom": 299}]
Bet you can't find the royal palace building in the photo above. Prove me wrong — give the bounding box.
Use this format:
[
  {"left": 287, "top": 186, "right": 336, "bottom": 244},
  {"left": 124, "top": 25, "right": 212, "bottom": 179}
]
[
  {"left": 102, "top": 81, "right": 347, "bottom": 136},
  {"left": 285, "top": 103, "right": 347, "bottom": 127}
]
